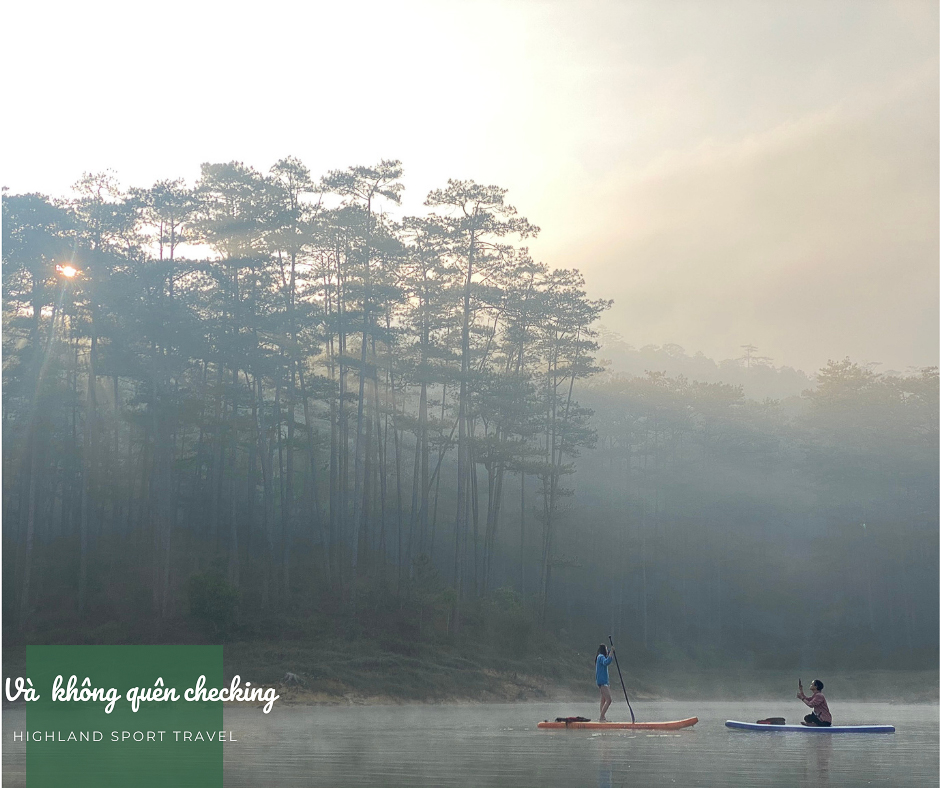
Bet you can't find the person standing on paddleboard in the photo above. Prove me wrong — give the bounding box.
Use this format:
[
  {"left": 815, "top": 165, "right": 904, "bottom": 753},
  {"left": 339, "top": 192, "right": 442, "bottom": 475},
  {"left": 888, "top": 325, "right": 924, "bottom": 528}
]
[
  {"left": 798, "top": 679, "right": 832, "bottom": 726},
  {"left": 595, "top": 645, "right": 615, "bottom": 722}
]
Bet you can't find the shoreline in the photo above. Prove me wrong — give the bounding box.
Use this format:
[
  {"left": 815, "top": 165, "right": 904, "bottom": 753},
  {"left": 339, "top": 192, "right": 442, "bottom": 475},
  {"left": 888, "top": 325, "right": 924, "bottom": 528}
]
[
  {"left": 4, "top": 641, "right": 936, "bottom": 709},
  {"left": 225, "top": 667, "right": 940, "bottom": 708}
]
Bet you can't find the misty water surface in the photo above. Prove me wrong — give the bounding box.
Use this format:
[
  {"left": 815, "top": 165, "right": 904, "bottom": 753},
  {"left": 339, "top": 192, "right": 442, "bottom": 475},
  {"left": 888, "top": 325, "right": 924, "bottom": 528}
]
[
  {"left": 5, "top": 700, "right": 936, "bottom": 787},
  {"left": 227, "top": 700, "right": 933, "bottom": 788}
]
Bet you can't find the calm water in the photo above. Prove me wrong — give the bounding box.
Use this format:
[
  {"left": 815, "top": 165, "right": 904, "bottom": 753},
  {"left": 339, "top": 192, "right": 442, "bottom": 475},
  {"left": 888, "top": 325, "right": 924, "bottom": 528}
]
[{"left": 4, "top": 701, "right": 937, "bottom": 786}]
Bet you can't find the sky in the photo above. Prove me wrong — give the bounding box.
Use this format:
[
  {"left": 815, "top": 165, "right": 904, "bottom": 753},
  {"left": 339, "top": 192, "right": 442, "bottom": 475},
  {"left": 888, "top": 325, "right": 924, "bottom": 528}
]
[{"left": 3, "top": 0, "right": 937, "bottom": 374}]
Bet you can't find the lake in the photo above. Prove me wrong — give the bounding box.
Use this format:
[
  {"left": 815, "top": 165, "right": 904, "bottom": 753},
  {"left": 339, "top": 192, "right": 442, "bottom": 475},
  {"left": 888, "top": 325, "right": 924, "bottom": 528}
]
[{"left": 4, "top": 701, "right": 937, "bottom": 786}]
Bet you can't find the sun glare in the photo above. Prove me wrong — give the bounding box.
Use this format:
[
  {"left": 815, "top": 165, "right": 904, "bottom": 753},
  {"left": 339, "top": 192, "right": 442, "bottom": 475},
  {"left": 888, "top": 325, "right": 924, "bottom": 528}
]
[{"left": 55, "top": 264, "right": 78, "bottom": 278}]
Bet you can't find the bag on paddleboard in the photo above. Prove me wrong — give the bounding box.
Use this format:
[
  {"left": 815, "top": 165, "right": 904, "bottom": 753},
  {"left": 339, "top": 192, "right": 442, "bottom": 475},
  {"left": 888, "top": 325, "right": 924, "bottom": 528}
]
[{"left": 756, "top": 717, "right": 786, "bottom": 725}]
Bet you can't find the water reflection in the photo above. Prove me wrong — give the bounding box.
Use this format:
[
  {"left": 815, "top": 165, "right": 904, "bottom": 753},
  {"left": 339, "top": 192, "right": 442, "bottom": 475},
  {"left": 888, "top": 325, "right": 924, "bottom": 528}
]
[
  {"left": 2, "top": 701, "right": 937, "bottom": 787},
  {"left": 597, "top": 735, "right": 613, "bottom": 788},
  {"left": 800, "top": 736, "right": 833, "bottom": 787}
]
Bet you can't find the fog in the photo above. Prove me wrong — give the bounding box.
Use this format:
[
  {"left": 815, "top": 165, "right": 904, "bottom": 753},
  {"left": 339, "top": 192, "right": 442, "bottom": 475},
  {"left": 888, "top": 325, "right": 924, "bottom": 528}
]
[
  {"left": 3, "top": 1, "right": 936, "bottom": 372},
  {"left": 3, "top": 158, "right": 936, "bottom": 677},
  {"left": 4, "top": 702, "right": 938, "bottom": 786},
  {"left": 3, "top": 10, "right": 937, "bottom": 788}
]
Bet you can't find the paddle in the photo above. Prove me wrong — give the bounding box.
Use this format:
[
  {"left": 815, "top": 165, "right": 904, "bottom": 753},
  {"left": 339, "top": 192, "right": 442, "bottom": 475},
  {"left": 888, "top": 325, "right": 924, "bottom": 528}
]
[{"left": 608, "top": 635, "right": 636, "bottom": 723}]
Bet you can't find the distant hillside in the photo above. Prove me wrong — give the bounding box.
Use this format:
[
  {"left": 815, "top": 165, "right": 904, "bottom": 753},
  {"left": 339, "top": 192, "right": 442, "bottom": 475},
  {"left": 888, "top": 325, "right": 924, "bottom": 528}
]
[{"left": 596, "top": 328, "right": 815, "bottom": 401}]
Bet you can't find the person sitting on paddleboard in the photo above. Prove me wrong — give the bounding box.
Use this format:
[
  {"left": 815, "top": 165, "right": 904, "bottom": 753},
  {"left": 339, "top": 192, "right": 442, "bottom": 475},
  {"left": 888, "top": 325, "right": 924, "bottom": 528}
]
[
  {"left": 798, "top": 679, "right": 831, "bottom": 726},
  {"left": 595, "top": 645, "right": 615, "bottom": 722}
]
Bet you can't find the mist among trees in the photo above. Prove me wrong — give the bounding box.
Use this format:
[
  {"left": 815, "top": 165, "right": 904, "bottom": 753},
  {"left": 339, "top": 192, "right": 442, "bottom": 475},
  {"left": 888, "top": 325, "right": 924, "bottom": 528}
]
[{"left": 3, "top": 159, "right": 936, "bottom": 672}]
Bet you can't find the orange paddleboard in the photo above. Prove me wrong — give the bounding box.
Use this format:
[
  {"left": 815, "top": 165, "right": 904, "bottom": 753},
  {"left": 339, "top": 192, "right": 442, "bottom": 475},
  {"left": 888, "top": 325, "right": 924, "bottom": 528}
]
[{"left": 537, "top": 717, "right": 698, "bottom": 730}]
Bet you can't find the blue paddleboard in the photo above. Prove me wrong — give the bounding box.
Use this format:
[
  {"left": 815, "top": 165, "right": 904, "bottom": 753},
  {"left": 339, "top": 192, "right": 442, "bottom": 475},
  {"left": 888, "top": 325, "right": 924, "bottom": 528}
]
[{"left": 726, "top": 720, "right": 894, "bottom": 733}]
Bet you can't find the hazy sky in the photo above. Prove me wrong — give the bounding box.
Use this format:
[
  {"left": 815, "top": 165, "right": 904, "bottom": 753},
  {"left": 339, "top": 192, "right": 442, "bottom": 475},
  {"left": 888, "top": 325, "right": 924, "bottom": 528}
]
[{"left": 3, "top": 0, "right": 937, "bottom": 373}]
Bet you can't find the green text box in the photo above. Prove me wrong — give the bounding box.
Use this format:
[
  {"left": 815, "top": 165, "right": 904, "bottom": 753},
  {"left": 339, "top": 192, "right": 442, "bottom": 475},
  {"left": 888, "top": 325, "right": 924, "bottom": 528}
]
[{"left": 25, "top": 645, "right": 223, "bottom": 788}]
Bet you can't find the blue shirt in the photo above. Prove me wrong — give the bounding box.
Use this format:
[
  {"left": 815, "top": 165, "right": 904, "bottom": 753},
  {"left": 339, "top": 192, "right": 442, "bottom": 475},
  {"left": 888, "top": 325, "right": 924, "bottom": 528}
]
[{"left": 595, "top": 653, "right": 613, "bottom": 686}]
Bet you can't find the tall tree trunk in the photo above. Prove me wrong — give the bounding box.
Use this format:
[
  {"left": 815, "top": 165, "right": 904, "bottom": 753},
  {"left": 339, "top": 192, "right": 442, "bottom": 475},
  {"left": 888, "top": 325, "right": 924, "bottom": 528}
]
[
  {"left": 210, "top": 363, "right": 225, "bottom": 546},
  {"left": 256, "top": 375, "right": 275, "bottom": 608},
  {"left": 18, "top": 435, "right": 41, "bottom": 626},
  {"left": 470, "top": 437, "right": 480, "bottom": 596},
  {"left": 351, "top": 206, "right": 374, "bottom": 576},
  {"left": 389, "top": 367, "right": 405, "bottom": 591},
  {"left": 227, "top": 367, "right": 239, "bottom": 589},
  {"left": 18, "top": 285, "right": 58, "bottom": 627},
  {"left": 78, "top": 303, "right": 100, "bottom": 618},
  {"left": 275, "top": 363, "right": 288, "bottom": 596},
  {"left": 453, "top": 234, "right": 475, "bottom": 631},
  {"left": 151, "top": 347, "right": 174, "bottom": 620},
  {"left": 483, "top": 460, "right": 505, "bottom": 596},
  {"left": 519, "top": 471, "right": 526, "bottom": 599},
  {"left": 297, "top": 365, "right": 324, "bottom": 569}
]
